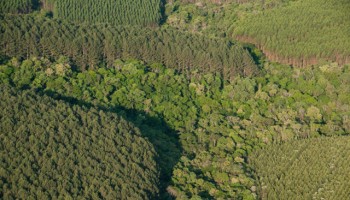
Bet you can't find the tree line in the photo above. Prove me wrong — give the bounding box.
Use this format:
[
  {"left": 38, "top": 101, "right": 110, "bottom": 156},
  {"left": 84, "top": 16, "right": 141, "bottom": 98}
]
[{"left": 0, "top": 15, "right": 258, "bottom": 80}]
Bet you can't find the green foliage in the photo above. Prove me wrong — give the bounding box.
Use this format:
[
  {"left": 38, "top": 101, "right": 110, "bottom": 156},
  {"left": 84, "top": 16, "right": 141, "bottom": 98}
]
[
  {"left": 250, "top": 137, "right": 350, "bottom": 199},
  {"left": 0, "top": 0, "right": 36, "bottom": 14},
  {"left": 165, "top": 0, "right": 350, "bottom": 67},
  {"left": 164, "top": 0, "right": 295, "bottom": 38},
  {"left": 1, "top": 0, "right": 349, "bottom": 199},
  {"left": 165, "top": 0, "right": 239, "bottom": 38},
  {"left": 0, "top": 86, "right": 159, "bottom": 199},
  {"left": 1, "top": 57, "right": 349, "bottom": 199},
  {"left": 234, "top": 0, "right": 350, "bottom": 66},
  {"left": 54, "top": 0, "right": 162, "bottom": 26},
  {"left": 0, "top": 14, "right": 258, "bottom": 80}
]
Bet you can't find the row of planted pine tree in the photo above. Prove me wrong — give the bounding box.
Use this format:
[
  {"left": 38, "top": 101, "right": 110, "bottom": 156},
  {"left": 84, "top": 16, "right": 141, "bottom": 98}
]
[
  {"left": 250, "top": 137, "right": 350, "bottom": 199},
  {"left": 0, "top": 86, "right": 160, "bottom": 199},
  {"left": 54, "top": 0, "right": 162, "bottom": 26},
  {"left": 0, "top": 15, "right": 258, "bottom": 80},
  {"left": 1, "top": 0, "right": 162, "bottom": 26},
  {"left": 233, "top": 0, "right": 350, "bottom": 67},
  {"left": 0, "top": 0, "right": 35, "bottom": 14}
]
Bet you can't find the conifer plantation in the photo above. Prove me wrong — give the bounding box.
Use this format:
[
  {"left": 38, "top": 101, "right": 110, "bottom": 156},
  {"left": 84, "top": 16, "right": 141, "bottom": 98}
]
[
  {"left": 0, "top": 15, "right": 258, "bottom": 80},
  {"left": 0, "top": 0, "right": 35, "bottom": 14},
  {"left": 0, "top": 0, "right": 350, "bottom": 199},
  {"left": 250, "top": 137, "right": 350, "bottom": 199},
  {"left": 54, "top": 0, "right": 162, "bottom": 26},
  {"left": 233, "top": 0, "right": 350, "bottom": 67},
  {"left": 0, "top": 86, "right": 159, "bottom": 199}
]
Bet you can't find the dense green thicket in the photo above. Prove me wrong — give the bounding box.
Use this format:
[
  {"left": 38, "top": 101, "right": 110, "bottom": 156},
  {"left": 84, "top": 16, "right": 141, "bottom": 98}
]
[
  {"left": 0, "top": 0, "right": 36, "bottom": 14},
  {"left": 1, "top": 57, "right": 349, "bottom": 199},
  {"left": 234, "top": 0, "right": 350, "bottom": 67},
  {"left": 0, "top": 15, "right": 258, "bottom": 80},
  {"left": 250, "top": 137, "right": 350, "bottom": 199},
  {"left": 0, "top": 86, "right": 160, "bottom": 199},
  {"left": 54, "top": 0, "right": 162, "bottom": 26}
]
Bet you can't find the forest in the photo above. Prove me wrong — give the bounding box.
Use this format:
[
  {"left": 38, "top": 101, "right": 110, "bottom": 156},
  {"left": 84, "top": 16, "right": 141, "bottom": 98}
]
[
  {"left": 0, "top": 86, "right": 159, "bottom": 199},
  {"left": 0, "top": 0, "right": 350, "bottom": 199},
  {"left": 233, "top": 0, "right": 350, "bottom": 66},
  {"left": 250, "top": 137, "right": 350, "bottom": 199},
  {"left": 54, "top": 0, "right": 162, "bottom": 26},
  {"left": 0, "top": 0, "right": 37, "bottom": 14},
  {"left": 166, "top": 0, "right": 350, "bottom": 66},
  {"left": 0, "top": 15, "right": 257, "bottom": 80},
  {"left": 1, "top": 56, "right": 349, "bottom": 199}
]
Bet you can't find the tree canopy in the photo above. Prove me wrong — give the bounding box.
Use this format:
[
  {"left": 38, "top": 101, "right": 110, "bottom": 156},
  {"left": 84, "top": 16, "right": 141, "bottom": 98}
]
[
  {"left": 54, "top": 0, "right": 162, "bottom": 26},
  {"left": 0, "top": 86, "right": 160, "bottom": 199},
  {"left": 0, "top": 0, "right": 36, "bottom": 14},
  {"left": 250, "top": 137, "right": 350, "bottom": 199},
  {"left": 1, "top": 57, "right": 349, "bottom": 198},
  {"left": 1, "top": 0, "right": 350, "bottom": 199},
  {"left": 233, "top": 0, "right": 350, "bottom": 66},
  {"left": 0, "top": 14, "right": 258, "bottom": 80}
]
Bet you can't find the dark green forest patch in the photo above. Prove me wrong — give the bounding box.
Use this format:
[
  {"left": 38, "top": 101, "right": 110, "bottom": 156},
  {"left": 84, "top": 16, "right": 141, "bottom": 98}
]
[
  {"left": 0, "top": 86, "right": 160, "bottom": 199},
  {"left": 39, "top": 91, "right": 183, "bottom": 199},
  {"left": 0, "top": 15, "right": 258, "bottom": 81},
  {"left": 0, "top": 0, "right": 38, "bottom": 14}
]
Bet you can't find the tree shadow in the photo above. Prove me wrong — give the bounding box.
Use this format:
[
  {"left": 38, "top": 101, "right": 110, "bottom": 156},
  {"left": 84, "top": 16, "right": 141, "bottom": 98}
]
[
  {"left": 242, "top": 43, "right": 264, "bottom": 67},
  {"left": 37, "top": 89, "right": 181, "bottom": 199},
  {"left": 0, "top": 55, "right": 10, "bottom": 65},
  {"left": 159, "top": 0, "right": 168, "bottom": 25},
  {"left": 32, "top": 0, "right": 41, "bottom": 11}
]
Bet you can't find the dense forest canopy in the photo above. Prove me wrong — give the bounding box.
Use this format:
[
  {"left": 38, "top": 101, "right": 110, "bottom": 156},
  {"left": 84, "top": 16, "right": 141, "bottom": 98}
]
[
  {"left": 0, "top": 0, "right": 36, "bottom": 14},
  {"left": 0, "top": 15, "right": 258, "bottom": 80},
  {"left": 54, "top": 0, "right": 163, "bottom": 26},
  {"left": 233, "top": 0, "right": 350, "bottom": 66},
  {"left": 1, "top": 0, "right": 350, "bottom": 199},
  {"left": 0, "top": 86, "right": 159, "bottom": 199},
  {"left": 165, "top": 0, "right": 350, "bottom": 67},
  {"left": 0, "top": 0, "right": 162, "bottom": 26},
  {"left": 250, "top": 137, "right": 350, "bottom": 199},
  {"left": 1, "top": 57, "right": 349, "bottom": 199},
  {"left": 164, "top": 0, "right": 296, "bottom": 38}
]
